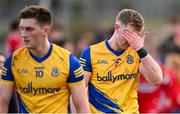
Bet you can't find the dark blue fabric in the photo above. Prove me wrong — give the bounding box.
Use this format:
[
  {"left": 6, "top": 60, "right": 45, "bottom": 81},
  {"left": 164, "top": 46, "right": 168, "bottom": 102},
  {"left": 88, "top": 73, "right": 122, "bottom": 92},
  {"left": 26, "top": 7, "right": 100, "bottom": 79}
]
[
  {"left": 17, "top": 94, "right": 29, "bottom": 113},
  {"left": 29, "top": 43, "right": 53, "bottom": 63},
  {"left": 105, "top": 40, "right": 125, "bottom": 56},
  {"left": 68, "top": 53, "right": 84, "bottom": 82},
  {"left": 79, "top": 47, "right": 92, "bottom": 72},
  {"left": 2, "top": 54, "right": 14, "bottom": 81}
]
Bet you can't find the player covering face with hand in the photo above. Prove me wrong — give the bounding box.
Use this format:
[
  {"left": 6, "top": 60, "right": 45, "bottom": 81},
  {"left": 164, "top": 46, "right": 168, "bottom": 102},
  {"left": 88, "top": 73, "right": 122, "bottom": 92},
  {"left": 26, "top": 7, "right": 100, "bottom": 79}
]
[{"left": 79, "top": 9, "right": 163, "bottom": 113}]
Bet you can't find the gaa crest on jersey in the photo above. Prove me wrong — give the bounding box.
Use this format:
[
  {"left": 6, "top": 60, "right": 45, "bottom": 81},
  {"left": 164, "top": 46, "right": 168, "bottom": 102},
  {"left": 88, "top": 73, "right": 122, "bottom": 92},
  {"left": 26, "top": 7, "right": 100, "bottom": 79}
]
[
  {"left": 18, "top": 68, "right": 28, "bottom": 74},
  {"left": 126, "top": 54, "right": 134, "bottom": 64},
  {"left": 51, "top": 67, "right": 59, "bottom": 77}
]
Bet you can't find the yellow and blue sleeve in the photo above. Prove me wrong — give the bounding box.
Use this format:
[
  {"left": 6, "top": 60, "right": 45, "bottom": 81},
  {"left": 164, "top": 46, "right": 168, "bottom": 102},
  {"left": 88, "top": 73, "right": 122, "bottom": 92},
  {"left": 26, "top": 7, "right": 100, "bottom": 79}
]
[
  {"left": 68, "top": 53, "right": 84, "bottom": 87},
  {"left": 1, "top": 54, "right": 14, "bottom": 85},
  {"left": 79, "top": 47, "right": 92, "bottom": 76}
]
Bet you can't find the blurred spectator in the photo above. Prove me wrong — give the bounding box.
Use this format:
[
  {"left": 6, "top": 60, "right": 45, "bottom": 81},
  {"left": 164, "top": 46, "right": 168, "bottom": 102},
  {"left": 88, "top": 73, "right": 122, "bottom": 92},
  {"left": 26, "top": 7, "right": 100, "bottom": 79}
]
[
  {"left": 76, "top": 32, "right": 94, "bottom": 57},
  {"left": 158, "top": 16, "right": 180, "bottom": 63},
  {"left": 138, "top": 32, "right": 180, "bottom": 113},
  {"left": 165, "top": 52, "right": 180, "bottom": 112},
  {"left": 4, "top": 19, "right": 23, "bottom": 57},
  {"left": 138, "top": 64, "right": 173, "bottom": 113},
  {"left": 93, "top": 28, "right": 112, "bottom": 44},
  {"left": 63, "top": 41, "right": 76, "bottom": 53},
  {"left": 55, "top": 39, "right": 76, "bottom": 53},
  {"left": 144, "top": 34, "right": 161, "bottom": 60},
  {"left": 49, "top": 23, "right": 65, "bottom": 43},
  {"left": 3, "top": 19, "right": 21, "bottom": 112}
]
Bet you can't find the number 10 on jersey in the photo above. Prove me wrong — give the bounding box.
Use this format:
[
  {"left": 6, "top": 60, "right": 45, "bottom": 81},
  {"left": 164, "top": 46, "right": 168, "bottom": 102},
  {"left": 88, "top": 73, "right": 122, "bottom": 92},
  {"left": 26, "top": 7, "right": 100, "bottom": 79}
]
[{"left": 36, "top": 70, "right": 44, "bottom": 78}]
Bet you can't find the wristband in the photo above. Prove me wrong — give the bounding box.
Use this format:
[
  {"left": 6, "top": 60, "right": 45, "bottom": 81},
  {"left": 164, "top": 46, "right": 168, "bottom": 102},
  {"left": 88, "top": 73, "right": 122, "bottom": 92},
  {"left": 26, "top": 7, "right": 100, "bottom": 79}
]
[{"left": 137, "top": 47, "right": 148, "bottom": 59}]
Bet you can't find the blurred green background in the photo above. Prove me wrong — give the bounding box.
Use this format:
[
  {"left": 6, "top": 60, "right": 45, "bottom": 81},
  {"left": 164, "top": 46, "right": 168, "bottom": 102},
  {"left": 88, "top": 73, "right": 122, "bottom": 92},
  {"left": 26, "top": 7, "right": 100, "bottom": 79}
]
[{"left": 1, "top": 0, "right": 180, "bottom": 37}]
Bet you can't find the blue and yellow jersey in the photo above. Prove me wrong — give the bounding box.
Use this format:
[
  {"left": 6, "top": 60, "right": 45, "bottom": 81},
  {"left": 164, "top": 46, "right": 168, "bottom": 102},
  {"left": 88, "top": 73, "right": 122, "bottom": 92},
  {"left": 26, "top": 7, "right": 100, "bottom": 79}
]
[
  {"left": 1, "top": 43, "right": 84, "bottom": 113},
  {"left": 79, "top": 40, "right": 140, "bottom": 113}
]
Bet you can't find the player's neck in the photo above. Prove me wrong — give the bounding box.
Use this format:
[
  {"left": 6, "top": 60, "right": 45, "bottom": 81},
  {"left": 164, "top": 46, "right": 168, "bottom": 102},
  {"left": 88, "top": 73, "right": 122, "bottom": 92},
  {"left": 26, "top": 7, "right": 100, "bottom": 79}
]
[
  {"left": 109, "top": 35, "right": 123, "bottom": 51},
  {"left": 30, "top": 38, "right": 50, "bottom": 58}
]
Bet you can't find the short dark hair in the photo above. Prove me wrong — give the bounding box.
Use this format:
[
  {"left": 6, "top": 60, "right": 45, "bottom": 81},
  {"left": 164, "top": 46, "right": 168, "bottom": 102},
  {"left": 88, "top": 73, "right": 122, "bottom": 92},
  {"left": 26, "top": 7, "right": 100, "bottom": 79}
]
[
  {"left": 116, "top": 9, "right": 144, "bottom": 31},
  {"left": 19, "top": 5, "right": 52, "bottom": 27},
  {"left": 10, "top": 19, "right": 19, "bottom": 31}
]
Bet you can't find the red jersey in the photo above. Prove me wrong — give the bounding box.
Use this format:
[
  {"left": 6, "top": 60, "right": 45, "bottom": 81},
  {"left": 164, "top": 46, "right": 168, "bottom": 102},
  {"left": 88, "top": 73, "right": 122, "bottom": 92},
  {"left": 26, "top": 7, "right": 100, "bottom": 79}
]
[
  {"left": 5, "top": 31, "right": 23, "bottom": 56},
  {"left": 138, "top": 64, "right": 173, "bottom": 112}
]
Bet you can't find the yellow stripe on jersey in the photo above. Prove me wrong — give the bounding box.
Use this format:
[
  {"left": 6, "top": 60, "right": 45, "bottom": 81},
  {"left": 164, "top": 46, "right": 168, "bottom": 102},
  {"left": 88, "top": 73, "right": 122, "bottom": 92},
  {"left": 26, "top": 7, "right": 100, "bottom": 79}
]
[
  {"left": 74, "top": 66, "right": 83, "bottom": 74},
  {"left": 84, "top": 71, "right": 92, "bottom": 76},
  {"left": 2, "top": 68, "right": 7, "bottom": 73},
  {"left": 75, "top": 71, "right": 84, "bottom": 78},
  {"left": 79, "top": 58, "right": 86, "bottom": 66},
  {"left": 95, "top": 99, "right": 120, "bottom": 113},
  {"left": 79, "top": 60, "right": 85, "bottom": 64},
  {"left": 79, "top": 58, "right": 86, "bottom": 62},
  {"left": 2, "top": 69, "right": 7, "bottom": 74},
  {"left": 68, "top": 79, "right": 85, "bottom": 87},
  {"left": 2, "top": 72, "right": 6, "bottom": 76},
  {"left": 74, "top": 67, "right": 84, "bottom": 78},
  {"left": 103, "top": 104, "right": 122, "bottom": 113},
  {"left": 80, "top": 64, "right": 86, "bottom": 67},
  {"left": 2, "top": 67, "right": 7, "bottom": 71},
  {"left": 2, "top": 69, "right": 7, "bottom": 75},
  {"left": 0, "top": 80, "right": 14, "bottom": 85},
  {"left": 79, "top": 62, "right": 86, "bottom": 66},
  {"left": 2, "top": 67, "right": 7, "bottom": 76}
]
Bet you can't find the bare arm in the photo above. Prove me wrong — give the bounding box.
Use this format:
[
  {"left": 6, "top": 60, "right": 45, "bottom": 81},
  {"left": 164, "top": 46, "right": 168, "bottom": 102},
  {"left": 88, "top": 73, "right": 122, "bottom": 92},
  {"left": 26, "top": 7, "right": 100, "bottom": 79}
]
[
  {"left": 0, "top": 84, "right": 14, "bottom": 112},
  {"left": 139, "top": 54, "right": 163, "bottom": 85},
  {"left": 84, "top": 74, "right": 91, "bottom": 87},
  {"left": 69, "top": 83, "right": 90, "bottom": 113},
  {"left": 69, "top": 74, "right": 90, "bottom": 113}
]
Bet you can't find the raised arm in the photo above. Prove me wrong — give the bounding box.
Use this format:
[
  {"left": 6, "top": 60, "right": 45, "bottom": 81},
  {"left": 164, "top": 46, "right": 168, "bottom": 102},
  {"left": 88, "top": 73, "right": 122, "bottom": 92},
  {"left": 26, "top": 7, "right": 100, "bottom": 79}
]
[
  {"left": 122, "top": 27, "right": 163, "bottom": 85},
  {"left": 139, "top": 54, "right": 163, "bottom": 85}
]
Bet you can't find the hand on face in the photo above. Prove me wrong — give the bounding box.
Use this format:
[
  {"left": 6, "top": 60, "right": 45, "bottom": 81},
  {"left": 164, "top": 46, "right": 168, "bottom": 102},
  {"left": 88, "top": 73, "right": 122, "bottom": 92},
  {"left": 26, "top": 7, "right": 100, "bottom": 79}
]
[{"left": 122, "top": 26, "right": 148, "bottom": 50}]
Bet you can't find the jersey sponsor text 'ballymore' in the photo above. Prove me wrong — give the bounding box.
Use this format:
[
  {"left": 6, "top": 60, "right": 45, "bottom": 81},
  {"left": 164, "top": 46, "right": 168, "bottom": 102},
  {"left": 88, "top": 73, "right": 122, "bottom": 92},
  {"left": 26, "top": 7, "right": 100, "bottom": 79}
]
[
  {"left": 97, "top": 71, "right": 137, "bottom": 83},
  {"left": 19, "top": 82, "right": 60, "bottom": 95}
]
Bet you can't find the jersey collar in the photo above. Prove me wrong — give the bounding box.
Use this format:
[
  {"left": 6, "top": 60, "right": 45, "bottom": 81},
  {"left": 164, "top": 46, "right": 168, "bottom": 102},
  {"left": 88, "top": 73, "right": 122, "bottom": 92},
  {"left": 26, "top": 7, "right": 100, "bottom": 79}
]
[
  {"left": 105, "top": 40, "right": 125, "bottom": 56},
  {"left": 29, "top": 43, "right": 53, "bottom": 63}
]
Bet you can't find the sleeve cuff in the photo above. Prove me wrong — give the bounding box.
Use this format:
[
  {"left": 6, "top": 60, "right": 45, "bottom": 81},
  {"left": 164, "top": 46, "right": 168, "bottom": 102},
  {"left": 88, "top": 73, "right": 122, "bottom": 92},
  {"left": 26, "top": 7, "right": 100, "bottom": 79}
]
[
  {"left": 68, "top": 79, "right": 85, "bottom": 87},
  {"left": 0, "top": 80, "right": 14, "bottom": 85},
  {"left": 84, "top": 71, "right": 92, "bottom": 76}
]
